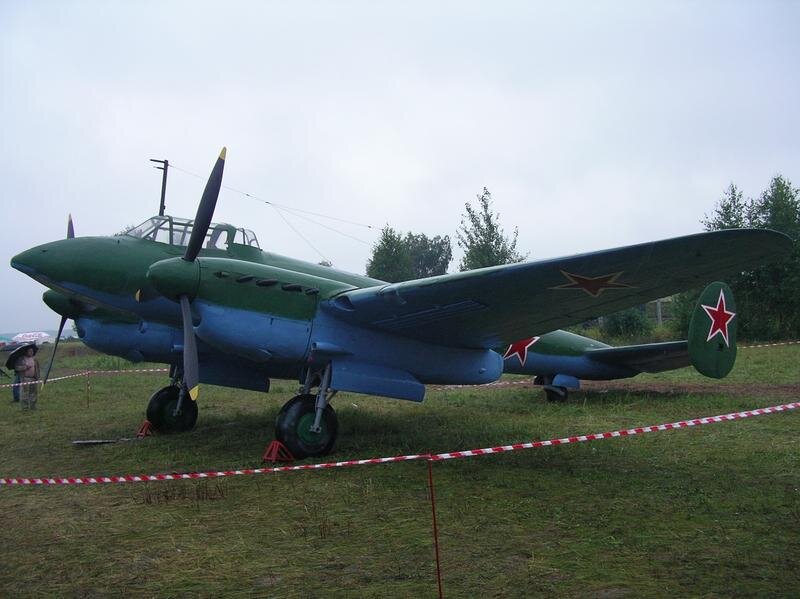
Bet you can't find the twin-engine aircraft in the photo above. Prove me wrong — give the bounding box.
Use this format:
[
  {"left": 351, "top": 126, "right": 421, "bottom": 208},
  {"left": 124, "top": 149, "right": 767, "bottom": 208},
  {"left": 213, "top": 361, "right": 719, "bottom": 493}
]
[{"left": 11, "top": 149, "right": 792, "bottom": 458}]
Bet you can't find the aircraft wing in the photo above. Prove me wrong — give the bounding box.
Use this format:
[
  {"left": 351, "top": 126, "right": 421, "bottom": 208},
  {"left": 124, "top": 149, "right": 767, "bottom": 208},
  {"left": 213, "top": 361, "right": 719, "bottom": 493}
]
[
  {"left": 585, "top": 341, "right": 690, "bottom": 374},
  {"left": 324, "top": 229, "right": 791, "bottom": 349}
]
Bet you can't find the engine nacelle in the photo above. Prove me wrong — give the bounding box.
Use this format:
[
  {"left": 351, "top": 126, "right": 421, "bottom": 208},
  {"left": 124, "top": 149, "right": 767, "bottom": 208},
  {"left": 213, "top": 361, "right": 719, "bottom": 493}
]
[{"left": 75, "top": 317, "right": 178, "bottom": 363}]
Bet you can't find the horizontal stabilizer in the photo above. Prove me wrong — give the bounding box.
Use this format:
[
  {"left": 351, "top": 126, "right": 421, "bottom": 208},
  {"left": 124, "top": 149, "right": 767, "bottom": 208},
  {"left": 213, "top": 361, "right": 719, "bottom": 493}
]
[{"left": 586, "top": 341, "right": 689, "bottom": 374}]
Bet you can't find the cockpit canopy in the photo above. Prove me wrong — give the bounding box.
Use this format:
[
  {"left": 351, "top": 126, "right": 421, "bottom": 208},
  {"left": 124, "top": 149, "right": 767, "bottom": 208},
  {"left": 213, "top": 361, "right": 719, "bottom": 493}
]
[{"left": 121, "top": 216, "right": 260, "bottom": 250}]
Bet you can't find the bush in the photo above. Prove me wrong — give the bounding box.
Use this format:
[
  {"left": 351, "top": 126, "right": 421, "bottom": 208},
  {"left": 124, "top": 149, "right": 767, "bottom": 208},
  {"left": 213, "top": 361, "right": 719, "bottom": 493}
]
[{"left": 601, "top": 307, "right": 652, "bottom": 339}]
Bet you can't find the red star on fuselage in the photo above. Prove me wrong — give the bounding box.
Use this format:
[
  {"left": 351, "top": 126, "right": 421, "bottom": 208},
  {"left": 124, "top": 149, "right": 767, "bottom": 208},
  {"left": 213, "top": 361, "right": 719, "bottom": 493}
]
[
  {"left": 702, "top": 289, "right": 736, "bottom": 347},
  {"left": 503, "top": 336, "right": 540, "bottom": 366},
  {"left": 551, "top": 270, "right": 633, "bottom": 297}
]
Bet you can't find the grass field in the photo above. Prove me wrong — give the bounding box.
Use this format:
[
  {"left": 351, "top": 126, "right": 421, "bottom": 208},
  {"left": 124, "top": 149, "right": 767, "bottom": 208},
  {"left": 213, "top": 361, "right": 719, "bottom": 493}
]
[{"left": 1, "top": 343, "right": 799, "bottom": 597}]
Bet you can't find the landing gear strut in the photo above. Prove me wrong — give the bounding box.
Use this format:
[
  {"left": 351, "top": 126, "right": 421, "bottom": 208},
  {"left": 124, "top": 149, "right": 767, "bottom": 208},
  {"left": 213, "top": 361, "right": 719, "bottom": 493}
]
[
  {"left": 275, "top": 364, "right": 338, "bottom": 459},
  {"left": 146, "top": 385, "right": 198, "bottom": 433}
]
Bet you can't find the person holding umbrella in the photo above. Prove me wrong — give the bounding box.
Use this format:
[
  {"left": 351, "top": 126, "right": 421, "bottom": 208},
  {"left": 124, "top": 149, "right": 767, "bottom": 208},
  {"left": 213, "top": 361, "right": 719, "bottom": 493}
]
[
  {"left": 3, "top": 342, "right": 29, "bottom": 403},
  {"left": 11, "top": 344, "right": 40, "bottom": 409}
]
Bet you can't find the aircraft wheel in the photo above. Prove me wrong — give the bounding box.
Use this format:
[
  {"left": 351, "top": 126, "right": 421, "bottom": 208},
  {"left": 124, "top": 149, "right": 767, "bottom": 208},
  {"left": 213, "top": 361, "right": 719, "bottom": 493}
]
[
  {"left": 544, "top": 386, "right": 568, "bottom": 403},
  {"left": 275, "top": 394, "right": 338, "bottom": 459},
  {"left": 146, "top": 385, "right": 198, "bottom": 433}
]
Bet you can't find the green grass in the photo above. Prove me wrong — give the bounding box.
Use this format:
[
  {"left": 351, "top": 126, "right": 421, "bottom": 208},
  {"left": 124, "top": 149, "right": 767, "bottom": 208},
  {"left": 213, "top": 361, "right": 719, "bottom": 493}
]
[{"left": 0, "top": 345, "right": 799, "bottom": 597}]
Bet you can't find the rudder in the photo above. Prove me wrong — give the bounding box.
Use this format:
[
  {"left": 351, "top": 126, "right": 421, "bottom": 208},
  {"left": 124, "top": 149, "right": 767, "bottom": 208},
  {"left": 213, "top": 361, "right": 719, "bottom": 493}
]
[{"left": 688, "top": 281, "right": 737, "bottom": 378}]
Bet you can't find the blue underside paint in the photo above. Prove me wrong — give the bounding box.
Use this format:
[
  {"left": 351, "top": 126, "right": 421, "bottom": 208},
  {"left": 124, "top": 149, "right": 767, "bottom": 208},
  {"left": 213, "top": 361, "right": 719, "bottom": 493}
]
[
  {"left": 76, "top": 317, "right": 280, "bottom": 392},
  {"left": 194, "top": 301, "right": 312, "bottom": 364},
  {"left": 315, "top": 307, "right": 503, "bottom": 387},
  {"left": 54, "top": 276, "right": 507, "bottom": 401},
  {"left": 76, "top": 317, "right": 179, "bottom": 364},
  {"left": 552, "top": 374, "right": 581, "bottom": 389},
  {"left": 502, "top": 352, "right": 637, "bottom": 381},
  {"left": 331, "top": 359, "right": 425, "bottom": 402}
]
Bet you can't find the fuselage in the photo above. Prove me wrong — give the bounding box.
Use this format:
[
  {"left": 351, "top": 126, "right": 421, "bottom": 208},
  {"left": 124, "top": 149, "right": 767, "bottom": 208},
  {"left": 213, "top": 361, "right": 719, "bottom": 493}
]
[
  {"left": 11, "top": 216, "right": 511, "bottom": 398},
  {"left": 12, "top": 215, "right": 641, "bottom": 401}
]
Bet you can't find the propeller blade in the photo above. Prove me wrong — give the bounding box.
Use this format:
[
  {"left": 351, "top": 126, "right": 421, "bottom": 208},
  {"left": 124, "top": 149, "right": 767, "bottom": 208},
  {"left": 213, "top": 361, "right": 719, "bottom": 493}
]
[
  {"left": 184, "top": 147, "right": 226, "bottom": 263},
  {"left": 67, "top": 214, "right": 75, "bottom": 239},
  {"left": 179, "top": 295, "right": 199, "bottom": 401},
  {"left": 42, "top": 315, "right": 68, "bottom": 386}
]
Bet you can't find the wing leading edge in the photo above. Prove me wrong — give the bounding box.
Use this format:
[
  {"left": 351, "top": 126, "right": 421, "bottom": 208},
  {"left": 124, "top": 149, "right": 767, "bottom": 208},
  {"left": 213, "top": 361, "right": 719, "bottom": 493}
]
[{"left": 324, "top": 229, "right": 791, "bottom": 349}]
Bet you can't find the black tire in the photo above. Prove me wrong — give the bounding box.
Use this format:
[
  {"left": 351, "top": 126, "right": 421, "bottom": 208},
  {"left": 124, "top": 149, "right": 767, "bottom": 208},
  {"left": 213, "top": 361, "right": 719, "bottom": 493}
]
[
  {"left": 146, "top": 385, "right": 198, "bottom": 433},
  {"left": 544, "top": 387, "right": 568, "bottom": 403},
  {"left": 275, "top": 394, "right": 338, "bottom": 459}
]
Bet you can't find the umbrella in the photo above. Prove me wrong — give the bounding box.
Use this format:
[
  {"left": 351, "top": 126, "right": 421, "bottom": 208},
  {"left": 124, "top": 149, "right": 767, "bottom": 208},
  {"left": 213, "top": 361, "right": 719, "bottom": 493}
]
[
  {"left": 12, "top": 332, "right": 53, "bottom": 344},
  {"left": 3, "top": 342, "right": 38, "bottom": 371}
]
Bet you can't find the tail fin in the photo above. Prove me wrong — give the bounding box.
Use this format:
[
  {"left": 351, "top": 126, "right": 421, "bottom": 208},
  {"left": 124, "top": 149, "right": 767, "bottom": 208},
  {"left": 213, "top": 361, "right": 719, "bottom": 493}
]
[{"left": 688, "top": 282, "right": 737, "bottom": 378}]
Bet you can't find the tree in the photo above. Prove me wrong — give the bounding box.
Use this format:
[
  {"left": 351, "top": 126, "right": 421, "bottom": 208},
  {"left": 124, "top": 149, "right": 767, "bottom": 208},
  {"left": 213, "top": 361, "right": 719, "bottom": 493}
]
[
  {"left": 457, "top": 187, "right": 527, "bottom": 271},
  {"left": 743, "top": 176, "right": 800, "bottom": 338},
  {"left": 701, "top": 183, "right": 747, "bottom": 230},
  {"left": 366, "top": 226, "right": 452, "bottom": 282},
  {"left": 406, "top": 233, "right": 452, "bottom": 279},
  {"left": 692, "top": 175, "right": 800, "bottom": 340}
]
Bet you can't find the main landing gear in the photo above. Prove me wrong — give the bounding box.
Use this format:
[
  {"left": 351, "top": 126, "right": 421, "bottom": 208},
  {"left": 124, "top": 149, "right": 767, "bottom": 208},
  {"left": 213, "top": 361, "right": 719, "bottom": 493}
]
[
  {"left": 146, "top": 369, "right": 198, "bottom": 433},
  {"left": 275, "top": 364, "right": 338, "bottom": 459},
  {"left": 143, "top": 364, "right": 340, "bottom": 458}
]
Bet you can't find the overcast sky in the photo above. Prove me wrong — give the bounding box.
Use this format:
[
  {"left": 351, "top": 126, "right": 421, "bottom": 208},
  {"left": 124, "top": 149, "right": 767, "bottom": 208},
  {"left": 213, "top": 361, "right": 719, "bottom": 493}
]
[{"left": 1, "top": 1, "right": 798, "bottom": 333}]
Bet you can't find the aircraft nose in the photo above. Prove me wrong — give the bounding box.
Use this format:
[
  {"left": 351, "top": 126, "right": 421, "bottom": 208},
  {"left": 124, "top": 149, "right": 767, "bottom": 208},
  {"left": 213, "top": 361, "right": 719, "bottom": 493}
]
[{"left": 10, "top": 244, "right": 53, "bottom": 279}]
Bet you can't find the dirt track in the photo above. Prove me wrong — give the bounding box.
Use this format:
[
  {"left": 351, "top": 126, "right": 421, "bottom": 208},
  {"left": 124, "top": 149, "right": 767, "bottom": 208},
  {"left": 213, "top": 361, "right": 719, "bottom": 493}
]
[{"left": 580, "top": 380, "right": 800, "bottom": 399}]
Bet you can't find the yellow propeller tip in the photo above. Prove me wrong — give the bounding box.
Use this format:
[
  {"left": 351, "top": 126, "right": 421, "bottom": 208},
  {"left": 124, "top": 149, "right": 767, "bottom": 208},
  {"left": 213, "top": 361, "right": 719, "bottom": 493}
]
[
  {"left": 219, "top": 147, "right": 227, "bottom": 160},
  {"left": 189, "top": 386, "right": 199, "bottom": 401},
  {"left": 135, "top": 289, "right": 141, "bottom": 302}
]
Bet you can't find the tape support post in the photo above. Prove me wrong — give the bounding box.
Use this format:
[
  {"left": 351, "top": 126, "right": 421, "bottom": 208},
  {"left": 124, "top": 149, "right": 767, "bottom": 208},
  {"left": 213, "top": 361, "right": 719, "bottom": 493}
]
[{"left": 2, "top": 401, "right": 798, "bottom": 486}]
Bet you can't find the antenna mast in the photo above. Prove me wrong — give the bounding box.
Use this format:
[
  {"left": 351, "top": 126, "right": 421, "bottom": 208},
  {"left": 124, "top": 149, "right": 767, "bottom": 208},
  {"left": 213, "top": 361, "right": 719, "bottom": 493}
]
[{"left": 150, "top": 158, "right": 169, "bottom": 216}]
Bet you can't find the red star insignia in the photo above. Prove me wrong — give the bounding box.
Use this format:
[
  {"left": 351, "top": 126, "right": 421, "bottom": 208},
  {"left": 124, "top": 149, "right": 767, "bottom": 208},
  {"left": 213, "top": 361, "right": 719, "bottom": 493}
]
[
  {"left": 503, "top": 336, "right": 540, "bottom": 366},
  {"left": 702, "top": 289, "right": 736, "bottom": 347},
  {"left": 551, "top": 270, "right": 633, "bottom": 297}
]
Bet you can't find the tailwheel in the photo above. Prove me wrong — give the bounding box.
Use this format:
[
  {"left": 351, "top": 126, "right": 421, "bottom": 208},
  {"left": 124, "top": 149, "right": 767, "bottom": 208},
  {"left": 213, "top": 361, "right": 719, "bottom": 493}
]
[
  {"left": 544, "top": 386, "right": 568, "bottom": 403},
  {"left": 146, "top": 385, "right": 198, "bottom": 433},
  {"left": 275, "top": 394, "right": 338, "bottom": 459}
]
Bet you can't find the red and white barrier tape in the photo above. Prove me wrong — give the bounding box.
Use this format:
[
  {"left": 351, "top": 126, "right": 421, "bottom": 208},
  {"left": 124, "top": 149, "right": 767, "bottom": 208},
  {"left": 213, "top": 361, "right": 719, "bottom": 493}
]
[
  {"left": 740, "top": 341, "right": 800, "bottom": 349},
  {"left": 0, "top": 368, "right": 169, "bottom": 389},
  {"left": 2, "top": 400, "right": 797, "bottom": 486}
]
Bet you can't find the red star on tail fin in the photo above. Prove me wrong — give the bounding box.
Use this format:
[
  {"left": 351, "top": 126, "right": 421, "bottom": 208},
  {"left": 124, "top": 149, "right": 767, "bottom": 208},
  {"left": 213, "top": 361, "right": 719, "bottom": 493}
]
[{"left": 702, "top": 289, "right": 736, "bottom": 347}]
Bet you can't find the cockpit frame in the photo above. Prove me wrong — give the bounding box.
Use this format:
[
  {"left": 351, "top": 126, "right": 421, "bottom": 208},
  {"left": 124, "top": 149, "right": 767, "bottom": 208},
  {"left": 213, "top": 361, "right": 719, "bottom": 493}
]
[{"left": 122, "top": 215, "right": 260, "bottom": 250}]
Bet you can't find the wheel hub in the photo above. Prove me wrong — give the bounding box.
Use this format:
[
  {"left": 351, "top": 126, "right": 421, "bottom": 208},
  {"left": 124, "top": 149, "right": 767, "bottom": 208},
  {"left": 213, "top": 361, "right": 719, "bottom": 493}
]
[{"left": 297, "top": 412, "right": 326, "bottom": 445}]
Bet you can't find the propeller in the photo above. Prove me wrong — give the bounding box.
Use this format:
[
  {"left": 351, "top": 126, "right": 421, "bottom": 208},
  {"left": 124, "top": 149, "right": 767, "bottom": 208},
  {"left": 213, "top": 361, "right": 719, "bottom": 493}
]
[
  {"left": 43, "top": 215, "right": 77, "bottom": 385},
  {"left": 176, "top": 147, "right": 226, "bottom": 401},
  {"left": 184, "top": 148, "right": 225, "bottom": 263},
  {"left": 180, "top": 296, "right": 199, "bottom": 400}
]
